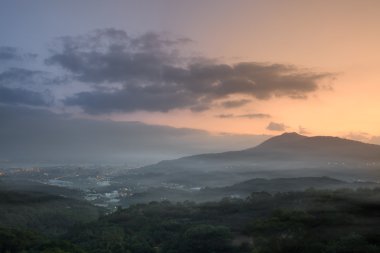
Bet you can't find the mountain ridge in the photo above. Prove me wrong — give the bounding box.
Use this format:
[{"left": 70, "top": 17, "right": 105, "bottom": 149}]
[
  {"left": 131, "top": 132, "right": 380, "bottom": 187},
  {"left": 169, "top": 132, "right": 380, "bottom": 163}
]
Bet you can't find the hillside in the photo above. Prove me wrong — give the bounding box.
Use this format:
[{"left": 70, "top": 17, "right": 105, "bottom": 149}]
[
  {"left": 35, "top": 188, "right": 380, "bottom": 253},
  {"left": 122, "top": 177, "right": 380, "bottom": 204},
  {"left": 0, "top": 190, "right": 102, "bottom": 235},
  {"left": 129, "top": 133, "right": 380, "bottom": 187}
]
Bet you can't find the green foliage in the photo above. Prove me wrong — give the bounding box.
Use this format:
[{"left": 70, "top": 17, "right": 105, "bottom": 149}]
[
  {"left": 0, "top": 227, "right": 84, "bottom": 253},
  {"left": 0, "top": 191, "right": 102, "bottom": 236},
  {"left": 1, "top": 188, "right": 380, "bottom": 253},
  {"left": 179, "top": 225, "right": 232, "bottom": 253}
]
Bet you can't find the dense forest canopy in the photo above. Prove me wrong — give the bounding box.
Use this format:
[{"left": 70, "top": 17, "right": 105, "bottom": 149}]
[{"left": 1, "top": 187, "right": 380, "bottom": 253}]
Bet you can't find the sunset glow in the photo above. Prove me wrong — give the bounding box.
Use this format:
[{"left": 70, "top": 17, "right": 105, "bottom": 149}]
[{"left": 1, "top": 0, "right": 380, "bottom": 163}]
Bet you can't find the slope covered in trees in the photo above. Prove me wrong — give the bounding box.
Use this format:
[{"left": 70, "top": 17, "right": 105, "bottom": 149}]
[{"left": 1, "top": 188, "right": 380, "bottom": 253}]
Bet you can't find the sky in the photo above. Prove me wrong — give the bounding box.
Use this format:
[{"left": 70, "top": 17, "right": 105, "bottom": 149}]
[{"left": 1, "top": 0, "right": 380, "bottom": 164}]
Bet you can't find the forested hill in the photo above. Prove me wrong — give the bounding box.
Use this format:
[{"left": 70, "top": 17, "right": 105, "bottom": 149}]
[
  {"left": 2, "top": 188, "right": 380, "bottom": 253},
  {"left": 0, "top": 190, "right": 102, "bottom": 236}
]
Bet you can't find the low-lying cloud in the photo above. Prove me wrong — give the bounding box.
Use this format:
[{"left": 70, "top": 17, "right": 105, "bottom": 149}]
[
  {"left": 371, "top": 136, "right": 380, "bottom": 145},
  {"left": 216, "top": 113, "right": 271, "bottom": 119},
  {"left": 266, "top": 121, "right": 289, "bottom": 131},
  {"left": 221, "top": 99, "right": 251, "bottom": 108},
  {"left": 0, "top": 105, "right": 271, "bottom": 166}
]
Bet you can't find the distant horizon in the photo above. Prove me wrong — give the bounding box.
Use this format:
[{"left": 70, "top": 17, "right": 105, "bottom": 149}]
[{"left": 1, "top": 129, "right": 379, "bottom": 168}]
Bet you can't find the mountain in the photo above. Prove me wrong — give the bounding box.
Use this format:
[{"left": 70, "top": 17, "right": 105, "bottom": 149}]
[
  {"left": 184, "top": 132, "right": 380, "bottom": 162},
  {"left": 130, "top": 133, "right": 380, "bottom": 187},
  {"left": 253, "top": 132, "right": 380, "bottom": 161}
]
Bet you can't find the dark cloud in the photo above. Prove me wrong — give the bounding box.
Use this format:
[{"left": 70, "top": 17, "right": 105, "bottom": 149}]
[
  {"left": 0, "top": 86, "right": 52, "bottom": 106},
  {"left": 266, "top": 121, "right": 288, "bottom": 131},
  {"left": 239, "top": 113, "right": 271, "bottom": 119},
  {"left": 0, "top": 47, "right": 21, "bottom": 61},
  {"left": 0, "top": 46, "right": 36, "bottom": 62},
  {"left": 46, "top": 29, "right": 190, "bottom": 83},
  {"left": 46, "top": 29, "right": 335, "bottom": 114},
  {"left": 0, "top": 48, "right": 56, "bottom": 107},
  {"left": 0, "top": 105, "right": 270, "bottom": 165},
  {"left": 216, "top": 113, "right": 271, "bottom": 119},
  {"left": 64, "top": 86, "right": 196, "bottom": 113},
  {"left": 0, "top": 68, "right": 61, "bottom": 108},
  {"left": 0, "top": 67, "right": 67, "bottom": 86},
  {"left": 221, "top": 99, "right": 251, "bottom": 108},
  {"left": 0, "top": 68, "right": 42, "bottom": 82},
  {"left": 216, "top": 114, "right": 235, "bottom": 118}
]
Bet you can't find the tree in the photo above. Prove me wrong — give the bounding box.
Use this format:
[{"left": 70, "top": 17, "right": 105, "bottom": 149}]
[{"left": 179, "top": 225, "right": 233, "bottom": 253}]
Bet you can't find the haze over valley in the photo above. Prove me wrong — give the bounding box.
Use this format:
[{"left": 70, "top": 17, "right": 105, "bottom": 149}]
[{"left": 2, "top": 133, "right": 380, "bottom": 208}]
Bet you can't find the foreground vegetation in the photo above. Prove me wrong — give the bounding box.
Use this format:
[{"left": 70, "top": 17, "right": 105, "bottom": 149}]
[{"left": 1, "top": 187, "right": 380, "bottom": 253}]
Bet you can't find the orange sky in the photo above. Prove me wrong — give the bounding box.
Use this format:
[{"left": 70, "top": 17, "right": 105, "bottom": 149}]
[
  {"left": 106, "top": 1, "right": 380, "bottom": 140},
  {"left": 2, "top": 0, "right": 379, "bottom": 141}
]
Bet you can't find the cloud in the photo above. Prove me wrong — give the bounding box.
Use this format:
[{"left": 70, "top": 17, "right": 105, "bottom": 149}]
[
  {"left": 0, "top": 105, "right": 270, "bottom": 165},
  {"left": 298, "top": 126, "right": 310, "bottom": 135},
  {"left": 0, "top": 86, "right": 52, "bottom": 106},
  {"left": 344, "top": 132, "right": 371, "bottom": 143},
  {"left": 46, "top": 29, "right": 335, "bottom": 114},
  {"left": 0, "top": 68, "right": 61, "bottom": 108},
  {"left": 0, "top": 68, "right": 43, "bottom": 82},
  {"left": 0, "top": 47, "right": 21, "bottom": 61},
  {"left": 216, "top": 114, "right": 235, "bottom": 118},
  {"left": 0, "top": 46, "right": 36, "bottom": 62},
  {"left": 46, "top": 29, "right": 190, "bottom": 83},
  {"left": 221, "top": 99, "right": 251, "bottom": 108},
  {"left": 239, "top": 113, "right": 271, "bottom": 119},
  {"left": 371, "top": 136, "right": 380, "bottom": 145},
  {"left": 266, "top": 121, "right": 288, "bottom": 131},
  {"left": 64, "top": 86, "right": 198, "bottom": 113},
  {"left": 216, "top": 113, "right": 270, "bottom": 119},
  {"left": 0, "top": 67, "right": 65, "bottom": 87}
]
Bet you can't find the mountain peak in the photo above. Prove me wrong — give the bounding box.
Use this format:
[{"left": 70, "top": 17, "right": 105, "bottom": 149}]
[
  {"left": 255, "top": 132, "right": 307, "bottom": 150},
  {"left": 267, "top": 132, "right": 308, "bottom": 142},
  {"left": 279, "top": 132, "right": 305, "bottom": 138}
]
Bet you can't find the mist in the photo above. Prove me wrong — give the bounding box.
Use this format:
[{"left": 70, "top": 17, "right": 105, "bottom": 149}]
[{"left": 0, "top": 105, "right": 270, "bottom": 167}]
